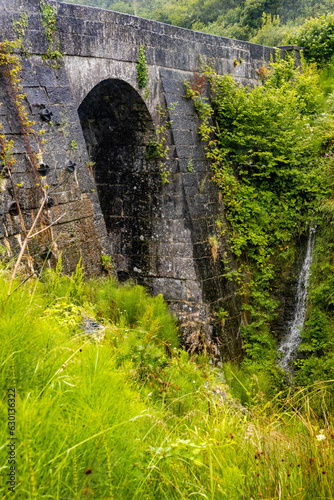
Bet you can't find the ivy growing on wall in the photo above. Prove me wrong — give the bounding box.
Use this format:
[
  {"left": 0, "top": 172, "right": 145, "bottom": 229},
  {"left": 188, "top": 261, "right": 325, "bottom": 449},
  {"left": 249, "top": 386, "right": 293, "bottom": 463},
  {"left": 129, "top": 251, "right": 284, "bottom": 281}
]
[
  {"left": 186, "top": 52, "right": 334, "bottom": 370},
  {"left": 12, "top": 12, "right": 28, "bottom": 48},
  {"left": 136, "top": 45, "right": 149, "bottom": 98},
  {"left": 0, "top": 39, "right": 77, "bottom": 292},
  {"left": 40, "top": 0, "right": 63, "bottom": 65}
]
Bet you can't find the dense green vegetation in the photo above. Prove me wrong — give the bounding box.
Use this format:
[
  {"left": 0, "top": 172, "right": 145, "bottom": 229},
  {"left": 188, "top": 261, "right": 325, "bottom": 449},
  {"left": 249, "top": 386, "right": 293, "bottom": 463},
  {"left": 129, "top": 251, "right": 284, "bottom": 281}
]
[
  {"left": 1, "top": 261, "right": 334, "bottom": 499},
  {"left": 185, "top": 52, "right": 334, "bottom": 379},
  {"left": 65, "top": 0, "right": 334, "bottom": 48},
  {"left": 296, "top": 205, "right": 334, "bottom": 384}
]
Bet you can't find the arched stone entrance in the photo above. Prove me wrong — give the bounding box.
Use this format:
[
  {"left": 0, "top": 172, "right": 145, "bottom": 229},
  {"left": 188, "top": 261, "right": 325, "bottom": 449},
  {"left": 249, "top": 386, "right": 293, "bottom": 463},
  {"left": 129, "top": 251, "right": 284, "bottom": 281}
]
[{"left": 78, "top": 79, "right": 161, "bottom": 284}]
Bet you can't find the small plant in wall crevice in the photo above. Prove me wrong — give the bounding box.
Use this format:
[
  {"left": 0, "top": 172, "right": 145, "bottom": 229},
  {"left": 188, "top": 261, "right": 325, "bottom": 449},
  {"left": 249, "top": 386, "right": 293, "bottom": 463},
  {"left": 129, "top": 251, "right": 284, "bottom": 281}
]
[
  {"left": 40, "top": 0, "right": 64, "bottom": 66},
  {"left": 154, "top": 102, "right": 176, "bottom": 185},
  {"left": 12, "top": 12, "right": 28, "bottom": 51},
  {"left": 136, "top": 45, "right": 150, "bottom": 98}
]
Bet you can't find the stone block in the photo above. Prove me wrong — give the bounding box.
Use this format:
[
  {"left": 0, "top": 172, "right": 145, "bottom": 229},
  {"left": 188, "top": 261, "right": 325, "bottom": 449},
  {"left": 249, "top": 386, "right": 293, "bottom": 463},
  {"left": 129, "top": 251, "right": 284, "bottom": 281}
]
[
  {"left": 47, "top": 87, "right": 75, "bottom": 106},
  {"left": 51, "top": 198, "right": 94, "bottom": 224},
  {"left": 173, "top": 242, "right": 194, "bottom": 259},
  {"left": 36, "top": 65, "right": 58, "bottom": 88},
  {"left": 157, "top": 254, "right": 174, "bottom": 278},
  {"left": 24, "top": 87, "right": 49, "bottom": 108},
  {"left": 151, "top": 277, "right": 187, "bottom": 301},
  {"left": 174, "top": 257, "right": 197, "bottom": 280},
  {"left": 161, "top": 195, "right": 184, "bottom": 219},
  {"left": 172, "top": 129, "right": 194, "bottom": 146}
]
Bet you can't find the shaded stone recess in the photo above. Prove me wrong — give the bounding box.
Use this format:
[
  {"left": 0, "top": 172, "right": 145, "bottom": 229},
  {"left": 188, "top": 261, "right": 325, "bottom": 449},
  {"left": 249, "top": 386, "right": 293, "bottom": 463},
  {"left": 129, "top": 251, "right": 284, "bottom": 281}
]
[
  {"left": 78, "top": 78, "right": 161, "bottom": 284},
  {"left": 159, "top": 69, "right": 242, "bottom": 360},
  {"left": 0, "top": 0, "right": 291, "bottom": 360}
]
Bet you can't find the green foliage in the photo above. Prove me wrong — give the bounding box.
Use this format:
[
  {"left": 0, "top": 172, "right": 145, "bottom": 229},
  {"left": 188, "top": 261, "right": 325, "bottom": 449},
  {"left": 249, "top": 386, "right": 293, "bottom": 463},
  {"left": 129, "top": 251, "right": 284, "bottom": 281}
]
[
  {"left": 40, "top": 0, "right": 63, "bottom": 64},
  {"left": 319, "top": 62, "right": 334, "bottom": 95},
  {"left": 153, "top": 103, "right": 177, "bottom": 185},
  {"left": 186, "top": 53, "right": 333, "bottom": 368},
  {"left": 84, "top": 278, "right": 179, "bottom": 348},
  {"left": 250, "top": 12, "right": 289, "bottom": 46},
  {"left": 136, "top": 45, "right": 149, "bottom": 90},
  {"left": 40, "top": 0, "right": 56, "bottom": 44},
  {"left": 187, "top": 157, "right": 193, "bottom": 172},
  {"left": 1, "top": 270, "right": 334, "bottom": 498},
  {"left": 101, "top": 254, "right": 113, "bottom": 274},
  {"left": 145, "top": 141, "right": 160, "bottom": 160},
  {"left": 12, "top": 12, "right": 28, "bottom": 45},
  {"left": 287, "top": 13, "right": 334, "bottom": 66}
]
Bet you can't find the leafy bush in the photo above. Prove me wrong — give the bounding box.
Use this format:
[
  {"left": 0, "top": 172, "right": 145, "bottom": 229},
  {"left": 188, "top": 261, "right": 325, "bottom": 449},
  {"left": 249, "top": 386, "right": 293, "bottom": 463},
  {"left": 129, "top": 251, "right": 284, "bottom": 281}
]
[
  {"left": 287, "top": 13, "right": 334, "bottom": 66},
  {"left": 250, "top": 13, "right": 289, "bottom": 46},
  {"left": 186, "top": 52, "right": 333, "bottom": 368}
]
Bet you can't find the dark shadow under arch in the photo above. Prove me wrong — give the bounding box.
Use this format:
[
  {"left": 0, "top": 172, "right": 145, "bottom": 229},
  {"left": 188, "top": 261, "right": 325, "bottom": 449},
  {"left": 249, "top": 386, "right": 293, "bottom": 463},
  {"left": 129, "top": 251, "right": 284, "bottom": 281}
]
[{"left": 78, "top": 79, "right": 161, "bottom": 282}]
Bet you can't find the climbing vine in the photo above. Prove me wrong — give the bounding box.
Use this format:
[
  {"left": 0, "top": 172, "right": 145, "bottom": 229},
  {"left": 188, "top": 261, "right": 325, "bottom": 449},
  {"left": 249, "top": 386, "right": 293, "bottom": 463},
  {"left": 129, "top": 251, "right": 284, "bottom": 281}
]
[
  {"left": 0, "top": 41, "right": 46, "bottom": 181},
  {"left": 186, "top": 52, "right": 333, "bottom": 368},
  {"left": 0, "top": 40, "right": 57, "bottom": 292},
  {"left": 12, "top": 12, "right": 28, "bottom": 49},
  {"left": 145, "top": 103, "right": 176, "bottom": 184},
  {"left": 136, "top": 45, "right": 150, "bottom": 98},
  {"left": 40, "top": 0, "right": 63, "bottom": 65}
]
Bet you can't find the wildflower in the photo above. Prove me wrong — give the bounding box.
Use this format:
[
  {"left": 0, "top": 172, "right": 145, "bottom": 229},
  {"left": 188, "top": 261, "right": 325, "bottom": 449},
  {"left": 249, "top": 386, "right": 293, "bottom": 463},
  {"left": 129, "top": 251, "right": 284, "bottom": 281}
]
[
  {"left": 245, "top": 424, "right": 255, "bottom": 437},
  {"left": 316, "top": 433, "right": 326, "bottom": 441}
]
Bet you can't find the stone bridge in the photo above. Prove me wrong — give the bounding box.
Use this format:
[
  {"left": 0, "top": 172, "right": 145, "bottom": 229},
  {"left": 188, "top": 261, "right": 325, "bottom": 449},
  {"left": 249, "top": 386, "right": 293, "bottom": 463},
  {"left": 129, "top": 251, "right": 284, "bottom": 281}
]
[{"left": 0, "top": 0, "right": 292, "bottom": 359}]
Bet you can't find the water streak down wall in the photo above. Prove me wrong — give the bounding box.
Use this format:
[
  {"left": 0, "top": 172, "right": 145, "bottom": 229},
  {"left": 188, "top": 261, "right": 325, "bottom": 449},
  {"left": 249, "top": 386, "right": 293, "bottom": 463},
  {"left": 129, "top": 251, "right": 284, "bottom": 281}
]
[{"left": 0, "top": 0, "right": 296, "bottom": 360}]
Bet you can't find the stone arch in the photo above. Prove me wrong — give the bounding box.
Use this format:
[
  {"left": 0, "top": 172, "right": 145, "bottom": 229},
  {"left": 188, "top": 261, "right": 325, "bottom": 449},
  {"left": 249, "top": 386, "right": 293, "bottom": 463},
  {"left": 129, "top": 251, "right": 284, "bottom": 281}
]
[{"left": 78, "top": 78, "right": 161, "bottom": 283}]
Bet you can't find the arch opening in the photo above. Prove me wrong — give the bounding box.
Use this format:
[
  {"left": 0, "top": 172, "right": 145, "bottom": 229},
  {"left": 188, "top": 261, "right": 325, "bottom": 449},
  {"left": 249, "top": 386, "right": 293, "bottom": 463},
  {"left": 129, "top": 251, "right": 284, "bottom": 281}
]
[{"left": 78, "top": 79, "right": 161, "bottom": 283}]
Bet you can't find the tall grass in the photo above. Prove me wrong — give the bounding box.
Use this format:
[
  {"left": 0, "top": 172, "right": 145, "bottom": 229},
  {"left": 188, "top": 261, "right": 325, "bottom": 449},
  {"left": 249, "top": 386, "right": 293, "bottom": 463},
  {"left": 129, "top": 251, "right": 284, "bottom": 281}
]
[{"left": 0, "top": 268, "right": 334, "bottom": 499}]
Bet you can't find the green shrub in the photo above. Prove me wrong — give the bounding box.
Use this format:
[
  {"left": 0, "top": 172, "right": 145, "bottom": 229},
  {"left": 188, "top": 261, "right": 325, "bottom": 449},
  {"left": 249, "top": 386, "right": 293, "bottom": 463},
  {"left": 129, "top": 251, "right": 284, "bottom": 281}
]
[
  {"left": 287, "top": 13, "right": 334, "bottom": 66},
  {"left": 186, "top": 52, "right": 333, "bottom": 369}
]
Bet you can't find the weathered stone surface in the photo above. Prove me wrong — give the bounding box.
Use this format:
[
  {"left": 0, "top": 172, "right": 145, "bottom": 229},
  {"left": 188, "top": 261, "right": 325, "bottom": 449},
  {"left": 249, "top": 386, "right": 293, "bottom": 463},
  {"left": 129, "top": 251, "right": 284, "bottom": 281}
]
[{"left": 0, "top": 0, "right": 294, "bottom": 361}]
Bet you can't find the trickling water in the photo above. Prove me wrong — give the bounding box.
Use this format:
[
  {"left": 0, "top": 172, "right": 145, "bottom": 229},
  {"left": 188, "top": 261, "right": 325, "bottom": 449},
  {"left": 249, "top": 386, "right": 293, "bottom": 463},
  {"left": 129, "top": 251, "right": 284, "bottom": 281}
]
[{"left": 278, "top": 227, "right": 316, "bottom": 372}]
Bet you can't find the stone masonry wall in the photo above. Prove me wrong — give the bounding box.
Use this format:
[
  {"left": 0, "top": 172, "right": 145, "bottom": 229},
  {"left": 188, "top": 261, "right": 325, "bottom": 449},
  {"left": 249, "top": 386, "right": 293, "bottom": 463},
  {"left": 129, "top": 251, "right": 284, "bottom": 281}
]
[{"left": 0, "top": 0, "right": 296, "bottom": 360}]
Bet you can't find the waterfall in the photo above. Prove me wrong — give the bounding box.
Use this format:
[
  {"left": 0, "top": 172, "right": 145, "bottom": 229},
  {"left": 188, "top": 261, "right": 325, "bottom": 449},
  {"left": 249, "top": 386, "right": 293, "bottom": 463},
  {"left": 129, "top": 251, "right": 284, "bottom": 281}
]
[{"left": 278, "top": 227, "right": 316, "bottom": 372}]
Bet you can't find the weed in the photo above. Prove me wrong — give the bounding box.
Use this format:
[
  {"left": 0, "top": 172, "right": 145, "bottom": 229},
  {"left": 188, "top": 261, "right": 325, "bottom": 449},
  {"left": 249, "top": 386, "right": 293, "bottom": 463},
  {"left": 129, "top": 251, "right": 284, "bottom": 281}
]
[
  {"left": 12, "top": 12, "right": 28, "bottom": 48},
  {"left": 187, "top": 158, "right": 193, "bottom": 172},
  {"left": 40, "top": 0, "right": 64, "bottom": 66},
  {"left": 101, "top": 254, "right": 113, "bottom": 275},
  {"left": 137, "top": 45, "right": 149, "bottom": 92}
]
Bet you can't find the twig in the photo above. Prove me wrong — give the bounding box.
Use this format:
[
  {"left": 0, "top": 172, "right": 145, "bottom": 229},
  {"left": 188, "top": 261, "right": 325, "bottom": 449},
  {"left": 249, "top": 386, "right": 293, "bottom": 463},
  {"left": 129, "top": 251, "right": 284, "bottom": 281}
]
[
  {"left": 49, "top": 161, "right": 84, "bottom": 194},
  {"left": 29, "top": 213, "right": 66, "bottom": 239},
  {"left": 8, "top": 192, "right": 48, "bottom": 295}
]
